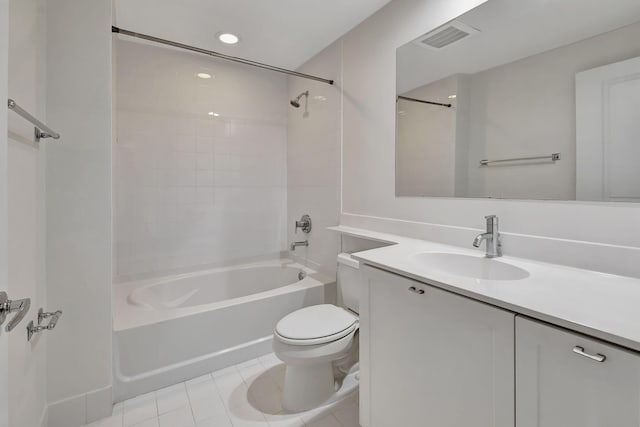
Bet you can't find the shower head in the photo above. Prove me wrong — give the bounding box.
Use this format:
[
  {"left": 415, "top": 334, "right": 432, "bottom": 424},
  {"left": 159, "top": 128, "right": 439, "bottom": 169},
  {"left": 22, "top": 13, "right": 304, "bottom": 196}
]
[{"left": 290, "top": 91, "right": 309, "bottom": 108}]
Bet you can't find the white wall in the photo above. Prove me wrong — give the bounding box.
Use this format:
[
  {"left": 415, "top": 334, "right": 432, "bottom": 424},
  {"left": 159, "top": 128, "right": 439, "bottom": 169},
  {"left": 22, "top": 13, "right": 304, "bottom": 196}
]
[
  {"left": 290, "top": 0, "right": 640, "bottom": 278},
  {"left": 7, "top": 1, "right": 48, "bottom": 426},
  {"left": 0, "top": 1, "right": 10, "bottom": 426},
  {"left": 115, "top": 40, "right": 288, "bottom": 279},
  {"left": 45, "top": 1, "right": 113, "bottom": 425},
  {"left": 287, "top": 41, "right": 342, "bottom": 275}
]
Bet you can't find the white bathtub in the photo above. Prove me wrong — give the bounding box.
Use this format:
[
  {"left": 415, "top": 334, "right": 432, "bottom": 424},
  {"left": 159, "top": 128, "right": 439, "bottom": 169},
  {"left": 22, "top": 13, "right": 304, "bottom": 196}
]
[{"left": 112, "top": 259, "right": 334, "bottom": 401}]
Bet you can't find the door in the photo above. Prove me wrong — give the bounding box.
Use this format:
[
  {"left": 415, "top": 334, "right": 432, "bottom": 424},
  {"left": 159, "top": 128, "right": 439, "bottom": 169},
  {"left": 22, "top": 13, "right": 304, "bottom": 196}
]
[
  {"left": 516, "top": 316, "right": 640, "bottom": 427},
  {"left": 576, "top": 55, "right": 640, "bottom": 201},
  {"left": 364, "top": 265, "right": 515, "bottom": 427}
]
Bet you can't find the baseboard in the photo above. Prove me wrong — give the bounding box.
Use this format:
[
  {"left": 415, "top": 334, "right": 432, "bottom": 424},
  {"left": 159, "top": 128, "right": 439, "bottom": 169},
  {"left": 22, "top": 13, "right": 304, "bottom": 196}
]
[{"left": 47, "top": 385, "right": 112, "bottom": 427}]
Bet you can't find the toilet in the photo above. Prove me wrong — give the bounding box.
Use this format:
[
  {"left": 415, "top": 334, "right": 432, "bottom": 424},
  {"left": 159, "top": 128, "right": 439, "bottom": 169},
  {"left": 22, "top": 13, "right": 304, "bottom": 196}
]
[{"left": 273, "top": 253, "right": 361, "bottom": 412}]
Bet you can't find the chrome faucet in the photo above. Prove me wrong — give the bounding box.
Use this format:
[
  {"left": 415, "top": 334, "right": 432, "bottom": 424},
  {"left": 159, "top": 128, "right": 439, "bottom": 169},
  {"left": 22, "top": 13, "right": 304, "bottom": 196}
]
[
  {"left": 290, "top": 240, "right": 309, "bottom": 251},
  {"left": 473, "top": 215, "right": 502, "bottom": 258}
]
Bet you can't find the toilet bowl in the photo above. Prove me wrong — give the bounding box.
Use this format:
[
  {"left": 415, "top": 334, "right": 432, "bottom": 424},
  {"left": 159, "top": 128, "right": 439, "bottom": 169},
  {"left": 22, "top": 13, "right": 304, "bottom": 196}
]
[{"left": 273, "top": 253, "right": 361, "bottom": 412}]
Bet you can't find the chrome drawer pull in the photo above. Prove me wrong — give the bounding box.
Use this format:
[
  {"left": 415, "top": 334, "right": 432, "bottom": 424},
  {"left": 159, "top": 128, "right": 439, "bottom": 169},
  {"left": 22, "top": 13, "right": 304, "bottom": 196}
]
[
  {"left": 573, "top": 346, "right": 606, "bottom": 363},
  {"left": 408, "top": 286, "right": 425, "bottom": 295}
]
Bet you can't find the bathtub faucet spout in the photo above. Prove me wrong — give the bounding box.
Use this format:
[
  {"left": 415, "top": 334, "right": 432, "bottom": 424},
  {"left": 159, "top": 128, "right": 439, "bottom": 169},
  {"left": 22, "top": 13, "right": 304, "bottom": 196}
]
[{"left": 290, "top": 240, "right": 309, "bottom": 251}]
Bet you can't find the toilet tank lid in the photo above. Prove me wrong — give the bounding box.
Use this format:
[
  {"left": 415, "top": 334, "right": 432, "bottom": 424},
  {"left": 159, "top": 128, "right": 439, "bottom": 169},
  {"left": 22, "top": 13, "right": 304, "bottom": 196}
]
[
  {"left": 275, "top": 304, "right": 358, "bottom": 341},
  {"left": 337, "top": 253, "right": 360, "bottom": 269}
]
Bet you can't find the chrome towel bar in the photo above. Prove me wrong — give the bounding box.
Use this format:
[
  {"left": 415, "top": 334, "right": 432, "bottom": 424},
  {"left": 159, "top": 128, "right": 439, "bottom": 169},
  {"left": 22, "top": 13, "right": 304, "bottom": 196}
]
[
  {"left": 7, "top": 98, "right": 60, "bottom": 142},
  {"left": 479, "top": 152, "right": 560, "bottom": 166}
]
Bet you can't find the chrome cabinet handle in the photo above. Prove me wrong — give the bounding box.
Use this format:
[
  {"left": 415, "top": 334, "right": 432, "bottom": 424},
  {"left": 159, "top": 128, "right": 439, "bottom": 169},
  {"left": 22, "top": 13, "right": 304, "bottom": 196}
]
[
  {"left": 408, "top": 286, "right": 425, "bottom": 295},
  {"left": 573, "top": 346, "right": 606, "bottom": 363}
]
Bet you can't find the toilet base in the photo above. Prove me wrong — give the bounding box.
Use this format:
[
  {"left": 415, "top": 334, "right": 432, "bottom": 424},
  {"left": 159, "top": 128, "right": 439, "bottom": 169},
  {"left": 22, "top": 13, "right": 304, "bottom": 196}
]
[{"left": 282, "top": 362, "right": 335, "bottom": 412}]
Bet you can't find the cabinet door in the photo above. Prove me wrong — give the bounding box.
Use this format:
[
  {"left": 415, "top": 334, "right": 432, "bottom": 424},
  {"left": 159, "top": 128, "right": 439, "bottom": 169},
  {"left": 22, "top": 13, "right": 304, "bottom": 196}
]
[
  {"left": 516, "top": 317, "right": 640, "bottom": 427},
  {"left": 364, "top": 266, "right": 515, "bottom": 427}
]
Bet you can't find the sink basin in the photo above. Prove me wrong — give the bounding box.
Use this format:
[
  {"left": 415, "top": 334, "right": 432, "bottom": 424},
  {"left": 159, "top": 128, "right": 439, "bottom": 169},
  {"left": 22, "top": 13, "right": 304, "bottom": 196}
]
[{"left": 411, "top": 252, "right": 530, "bottom": 281}]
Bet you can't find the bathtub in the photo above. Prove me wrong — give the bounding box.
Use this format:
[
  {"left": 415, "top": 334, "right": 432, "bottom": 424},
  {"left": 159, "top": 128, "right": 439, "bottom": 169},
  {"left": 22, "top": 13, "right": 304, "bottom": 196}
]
[{"left": 112, "top": 258, "right": 334, "bottom": 401}]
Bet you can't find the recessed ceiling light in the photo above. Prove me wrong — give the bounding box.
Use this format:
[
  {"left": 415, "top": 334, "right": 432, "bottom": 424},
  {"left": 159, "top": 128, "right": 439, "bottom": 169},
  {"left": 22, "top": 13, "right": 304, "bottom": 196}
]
[
  {"left": 197, "top": 72, "right": 212, "bottom": 79},
  {"left": 448, "top": 94, "right": 457, "bottom": 99},
  {"left": 218, "top": 33, "right": 240, "bottom": 45},
  {"left": 208, "top": 112, "right": 220, "bottom": 117}
]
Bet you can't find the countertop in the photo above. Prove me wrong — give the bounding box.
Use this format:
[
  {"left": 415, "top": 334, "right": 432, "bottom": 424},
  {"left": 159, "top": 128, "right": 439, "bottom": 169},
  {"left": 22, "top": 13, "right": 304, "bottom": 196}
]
[{"left": 329, "top": 225, "right": 640, "bottom": 352}]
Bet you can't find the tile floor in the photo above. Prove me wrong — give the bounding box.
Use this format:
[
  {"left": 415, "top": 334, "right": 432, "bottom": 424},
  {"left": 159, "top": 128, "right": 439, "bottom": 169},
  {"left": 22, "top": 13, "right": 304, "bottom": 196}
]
[{"left": 84, "top": 353, "right": 359, "bottom": 427}]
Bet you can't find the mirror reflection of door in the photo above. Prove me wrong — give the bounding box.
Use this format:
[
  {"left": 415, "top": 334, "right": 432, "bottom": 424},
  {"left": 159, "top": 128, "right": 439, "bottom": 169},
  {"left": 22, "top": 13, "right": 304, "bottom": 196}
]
[{"left": 577, "top": 56, "right": 640, "bottom": 202}]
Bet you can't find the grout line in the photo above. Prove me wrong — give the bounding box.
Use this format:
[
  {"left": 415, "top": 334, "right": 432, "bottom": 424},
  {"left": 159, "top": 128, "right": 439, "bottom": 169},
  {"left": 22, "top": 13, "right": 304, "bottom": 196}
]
[{"left": 183, "top": 380, "right": 198, "bottom": 427}]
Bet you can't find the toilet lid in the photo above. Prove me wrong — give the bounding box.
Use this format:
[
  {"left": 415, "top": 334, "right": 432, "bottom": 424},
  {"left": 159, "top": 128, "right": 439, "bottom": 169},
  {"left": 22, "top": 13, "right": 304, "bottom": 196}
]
[{"left": 275, "top": 304, "right": 358, "bottom": 345}]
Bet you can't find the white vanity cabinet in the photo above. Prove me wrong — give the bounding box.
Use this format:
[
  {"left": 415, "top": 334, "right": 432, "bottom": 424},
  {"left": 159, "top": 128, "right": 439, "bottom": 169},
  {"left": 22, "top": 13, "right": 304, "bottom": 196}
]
[
  {"left": 362, "top": 265, "right": 515, "bottom": 427},
  {"left": 516, "top": 317, "right": 640, "bottom": 427}
]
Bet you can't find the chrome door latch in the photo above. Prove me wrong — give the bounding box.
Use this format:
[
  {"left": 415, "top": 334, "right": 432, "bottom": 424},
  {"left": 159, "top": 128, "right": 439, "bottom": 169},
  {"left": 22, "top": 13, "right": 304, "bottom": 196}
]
[
  {"left": 27, "top": 308, "right": 62, "bottom": 341},
  {"left": 0, "top": 291, "right": 31, "bottom": 332}
]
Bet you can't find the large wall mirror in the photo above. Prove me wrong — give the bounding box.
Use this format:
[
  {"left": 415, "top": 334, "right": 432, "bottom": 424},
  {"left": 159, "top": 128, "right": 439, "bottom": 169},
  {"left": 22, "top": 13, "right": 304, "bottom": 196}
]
[{"left": 396, "top": 0, "right": 640, "bottom": 201}]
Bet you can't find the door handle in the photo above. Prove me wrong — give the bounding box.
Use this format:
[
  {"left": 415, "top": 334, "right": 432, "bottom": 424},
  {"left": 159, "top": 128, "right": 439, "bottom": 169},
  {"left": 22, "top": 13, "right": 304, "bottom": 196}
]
[
  {"left": 0, "top": 291, "right": 31, "bottom": 332},
  {"left": 573, "top": 346, "right": 606, "bottom": 363}
]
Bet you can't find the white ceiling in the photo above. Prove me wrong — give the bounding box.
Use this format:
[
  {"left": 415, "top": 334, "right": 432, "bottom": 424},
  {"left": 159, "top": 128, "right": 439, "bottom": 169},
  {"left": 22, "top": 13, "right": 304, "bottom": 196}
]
[
  {"left": 397, "top": 0, "right": 640, "bottom": 93},
  {"left": 113, "top": 0, "right": 392, "bottom": 70}
]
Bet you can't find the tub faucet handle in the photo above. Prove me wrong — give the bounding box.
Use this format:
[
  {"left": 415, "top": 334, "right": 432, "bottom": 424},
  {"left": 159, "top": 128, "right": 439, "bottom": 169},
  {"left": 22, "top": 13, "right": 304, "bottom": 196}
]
[{"left": 294, "top": 214, "right": 312, "bottom": 234}]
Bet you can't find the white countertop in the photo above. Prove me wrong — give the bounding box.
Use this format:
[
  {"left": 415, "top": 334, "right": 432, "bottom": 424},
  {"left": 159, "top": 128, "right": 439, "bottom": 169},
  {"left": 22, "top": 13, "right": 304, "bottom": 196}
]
[{"left": 329, "top": 226, "right": 640, "bottom": 352}]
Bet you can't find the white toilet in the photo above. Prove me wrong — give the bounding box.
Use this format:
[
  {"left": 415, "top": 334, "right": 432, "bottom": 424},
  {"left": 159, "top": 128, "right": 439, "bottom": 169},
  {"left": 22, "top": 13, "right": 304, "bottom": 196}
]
[{"left": 273, "top": 253, "right": 361, "bottom": 412}]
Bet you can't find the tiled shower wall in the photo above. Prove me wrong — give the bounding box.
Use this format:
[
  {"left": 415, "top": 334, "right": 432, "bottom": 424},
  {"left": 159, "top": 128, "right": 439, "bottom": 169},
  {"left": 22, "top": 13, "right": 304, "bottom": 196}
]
[{"left": 115, "top": 40, "right": 288, "bottom": 278}]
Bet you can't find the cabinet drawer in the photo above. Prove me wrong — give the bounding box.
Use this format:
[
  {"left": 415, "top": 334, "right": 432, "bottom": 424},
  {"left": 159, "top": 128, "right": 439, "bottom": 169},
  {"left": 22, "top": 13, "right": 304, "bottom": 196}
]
[{"left": 516, "top": 316, "right": 640, "bottom": 427}]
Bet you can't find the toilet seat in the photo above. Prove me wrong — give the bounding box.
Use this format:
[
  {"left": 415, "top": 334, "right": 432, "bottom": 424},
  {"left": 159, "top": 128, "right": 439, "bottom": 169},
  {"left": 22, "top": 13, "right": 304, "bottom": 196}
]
[{"left": 275, "top": 304, "right": 358, "bottom": 346}]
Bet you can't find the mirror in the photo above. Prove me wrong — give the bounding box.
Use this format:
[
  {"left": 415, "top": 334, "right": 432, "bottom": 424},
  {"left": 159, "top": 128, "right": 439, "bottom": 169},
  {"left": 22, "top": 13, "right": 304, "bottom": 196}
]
[{"left": 396, "top": 0, "right": 640, "bottom": 201}]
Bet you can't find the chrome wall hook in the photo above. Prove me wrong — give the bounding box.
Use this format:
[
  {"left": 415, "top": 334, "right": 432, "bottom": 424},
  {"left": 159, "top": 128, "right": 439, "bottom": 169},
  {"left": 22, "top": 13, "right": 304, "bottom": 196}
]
[{"left": 27, "top": 308, "right": 62, "bottom": 341}]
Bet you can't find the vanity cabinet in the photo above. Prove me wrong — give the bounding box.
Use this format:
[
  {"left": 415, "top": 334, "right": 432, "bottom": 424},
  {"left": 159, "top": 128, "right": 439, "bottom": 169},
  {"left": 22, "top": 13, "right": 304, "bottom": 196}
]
[
  {"left": 363, "top": 265, "right": 515, "bottom": 427},
  {"left": 516, "top": 317, "right": 640, "bottom": 427}
]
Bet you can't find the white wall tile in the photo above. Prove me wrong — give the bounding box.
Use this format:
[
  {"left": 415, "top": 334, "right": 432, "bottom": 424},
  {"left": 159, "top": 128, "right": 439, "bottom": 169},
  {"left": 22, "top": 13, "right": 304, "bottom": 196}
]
[{"left": 115, "top": 41, "right": 288, "bottom": 278}]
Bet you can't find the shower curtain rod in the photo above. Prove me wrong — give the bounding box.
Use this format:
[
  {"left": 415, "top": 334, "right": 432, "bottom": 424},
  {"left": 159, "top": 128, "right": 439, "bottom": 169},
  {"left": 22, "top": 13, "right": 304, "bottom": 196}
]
[
  {"left": 397, "top": 95, "right": 452, "bottom": 108},
  {"left": 112, "top": 26, "right": 334, "bottom": 86}
]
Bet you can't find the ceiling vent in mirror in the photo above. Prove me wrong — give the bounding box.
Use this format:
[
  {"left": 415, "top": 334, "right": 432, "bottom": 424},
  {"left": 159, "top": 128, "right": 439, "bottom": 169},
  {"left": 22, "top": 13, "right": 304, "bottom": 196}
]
[{"left": 413, "top": 20, "right": 479, "bottom": 50}]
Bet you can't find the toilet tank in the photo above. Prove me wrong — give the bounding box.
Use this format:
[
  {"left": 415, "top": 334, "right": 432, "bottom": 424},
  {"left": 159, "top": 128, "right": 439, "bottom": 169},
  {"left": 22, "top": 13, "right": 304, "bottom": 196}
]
[{"left": 337, "top": 253, "right": 361, "bottom": 314}]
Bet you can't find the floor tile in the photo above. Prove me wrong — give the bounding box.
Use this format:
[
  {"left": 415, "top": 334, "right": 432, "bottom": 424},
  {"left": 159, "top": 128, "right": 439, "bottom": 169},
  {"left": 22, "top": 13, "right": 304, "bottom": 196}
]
[
  {"left": 263, "top": 412, "right": 305, "bottom": 427},
  {"left": 225, "top": 383, "right": 268, "bottom": 426},
  {"left": 187, "top": 377, "right": 229, "bottom": 423},
  {"left": 130, "top": 418, "right": 159, "bottom": 427},
  {"left": 331, "top": 399, "right": 358, "bottom": 427},
  {"left": 185, "top": 374, "right": 213, "bottom": 387},
  {"left": 212, "top": 365, "right": 240, "bottom": 378},
  {"left": 156, "top": 383, "right": 190, "bottom": 415},
  {"left": 238, "top": 362, "right": 266, "bottom": 384},
  {"left": 215, "top": 369, "right": 246, "bottom": 402},
  {"left": 303, "top": 414, "right": 343, "bottom": 427},
  {"left": 82, "top": 353, "right": 357, "bottom": 427},
  {"left": 124, "top": 393, "right": 158, "bottom": 427},
  {"left": 85, "top": 413, "right": 123, "bottom": 427},
  {"left": 195, "top": 416, "right": 233, "bottom": 427},
  {"left": 235, "top": 358, "right": 261, "bottom": 371},
  {"left": 158, "top": 406, "right": 195, "bottom": 427},
  {"left": 258, "top": 353, "right": 281, "bottom": 369}
]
